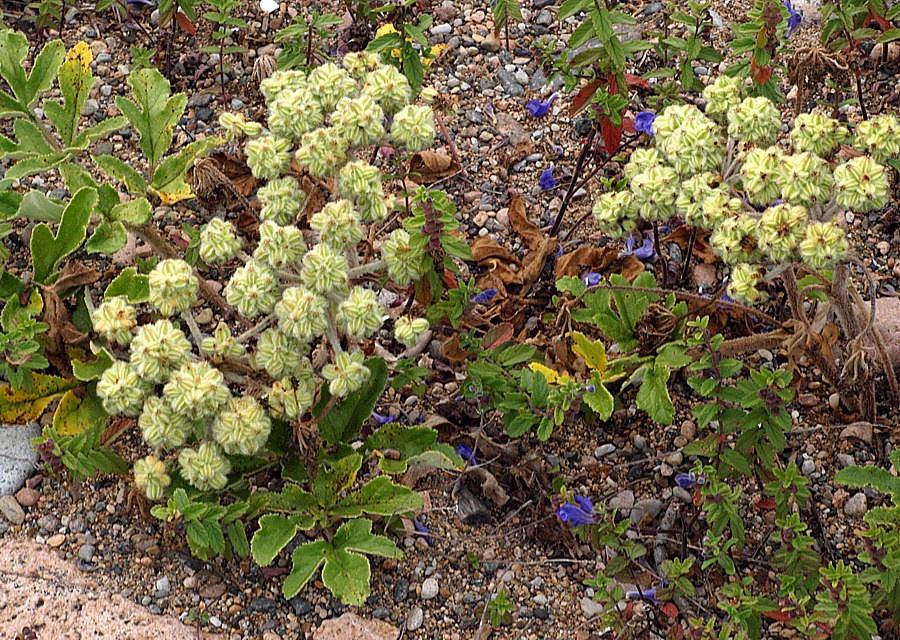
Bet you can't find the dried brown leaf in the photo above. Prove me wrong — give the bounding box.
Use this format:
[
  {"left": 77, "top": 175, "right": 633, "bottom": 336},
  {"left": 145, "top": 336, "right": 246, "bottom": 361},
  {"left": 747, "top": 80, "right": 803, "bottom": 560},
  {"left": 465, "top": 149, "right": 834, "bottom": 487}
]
[{"left": 408, "top": 151, "right": 460, "bottom": 183}]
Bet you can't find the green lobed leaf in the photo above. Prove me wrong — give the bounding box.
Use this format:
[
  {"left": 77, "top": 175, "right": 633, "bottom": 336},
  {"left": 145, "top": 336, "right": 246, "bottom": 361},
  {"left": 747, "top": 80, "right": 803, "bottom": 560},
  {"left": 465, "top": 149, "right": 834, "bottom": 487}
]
[
  {"left": 30, "top": 186, "right": 96, "bottom": 284},
  {"left": 72, "top": 348, "right": 114, "bottom": 381},
  {"left": 0, "top": 372, "right": 79, "bottom": 424},
  {"left": 283, "top": 540, "right": 329, "bottom": 599},
  {"left": 332, "top": 476, "right": 424, "bottom": 517},
  {"left": 634, "top": 362, "right": 675, "bottom": 425},
  {"left": 52, "top": 383, "right": 109, "bottom": 436},
  {"left": 116, "top": 68, "right": 188, "bottom": 169},
  {"left": 104, "top": 267, "right": 150, "bottom": 303},
  {"left": 16, "top": 189, "right": 64, "bottom": 222},
  {"left": 250, "top": 514, "right": 300, "bottom": 566},
  {"left": 93, "top": 154, "right": 149, "bottom": 193},
  {"left": 149, "top": 137, "right": 221, "bottom": 204},
  {"left": 312, "top": 452, "right": 363, "bottom": 509},
  {"left": 314, "top": 357, "right": 388, "bottom": 447},
  {"left": 44, "top": 42, "right": 95, "bottom": 147},
  {"left": 85, "top": 220, "right": 127, "bottom": 255}
]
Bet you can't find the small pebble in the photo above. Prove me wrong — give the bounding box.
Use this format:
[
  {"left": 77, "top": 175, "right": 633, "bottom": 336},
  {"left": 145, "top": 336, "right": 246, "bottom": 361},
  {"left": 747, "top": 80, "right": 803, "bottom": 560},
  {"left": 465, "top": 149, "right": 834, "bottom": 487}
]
[
  {"left": 0, "top": 496, "right": 25, "bottom": 526},
  {"left": 844, "top": 492, "right": 868, "bottom": 518},
  {"left": 15, "top": 487, "right": 40, "bottom": 507},
  {"left": 406, "top": 607, "right": 424, "bottom": 631},
  {"left": 47, "top": 533, "right": 66, "bottom": 548},
  {"left": 421, "top": 577, "right": 439, "bottom": 600}
]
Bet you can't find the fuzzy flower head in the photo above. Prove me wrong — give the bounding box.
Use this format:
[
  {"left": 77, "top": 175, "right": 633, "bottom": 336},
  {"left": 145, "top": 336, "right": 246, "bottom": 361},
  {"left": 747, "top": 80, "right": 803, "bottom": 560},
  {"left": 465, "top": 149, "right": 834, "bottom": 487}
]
[
  {"left": 97, "top": 360, "right": 147, "bottom": 416},
  {"left": 557, "top": 495, "right": 596, "bottom": 527},
  {"left": 224, "top": 261, "right": 279, "bottom": 319},
  {"left": 148, "top": 259, "right": 198, "bottom": 316},
  {"left": 653, "top": 104, "right": 723, "bottom": 174},
  {"left": 253, "top": 327, "right": 308, "bottom": 379},
  {"left": 163, "top": 361, "right": 231, "bottom": 420},
  {"left": 337, "top": 287, "right": 385, "bottom": 339},
  {"left": 254, "top": 220, "right": 307, "bottom": 269},
  {"left": 258, "top": 176, "right": 306, "bottom": 226},
  {"left": 307, "top": 62, "right": 357, "bottom": 112},
  {"left": 200, "top": 323, "right": 246, "bottom": 363},
  {"left": 799, "top": 221, "right": 849, "bottom": 270},
  {"left": 139, "top": 395, "right": 195, "bottom": 450},
  {"left": 757, "top": 203, "right": 808, "bottom": 262},
  {"left": 321, "top": 350, "right": 371, "bottom": 399},
  {"left": 711, "top": 215, "right": 763, "bottom": 265},
  {"left": 833, "top": 155, "right": 891, "bottom": 213},
  {"left": 630, "top": 165, "right": 680, "bottom": 221},
  {"left": 592, "top": 190, "right": 638, "bottom": 238},
  {"left": 300, "top": 243, "right": 350, "bottom": 295},
  {"left": 334, "top": 94, "right": 386, "bottom": 147},
  {"left": 727, "top": 97, "right": 782, "bottom": 146},
  {"left": 676, "top": 173, "right": 725, "bottom": 227},
  {"left": 179, "top": 442, "right": 231, "bottom": 492},
  {"left": 699, "top": 191, "right": 744, "bottom": 229},
  {"left": 391, "top": 104, "right": 436, "bottom": 152},
  {"left": 394, "top": 316, "right": 430, "bottom": 348},
  {"left": 790, "top": 112, "right": 848, "bottom": 157},
  {"left": 130, "top": 319, "right": 192, "bottom": 384},
  {"left": 268, "top": 88, "right": 325, "bottom": 141},
  {"left": 91, "top": 296, "right": 137, "bottom": 344},
  {"left": 133, "top": 455, "right": 170, "bottom": 501},
  {"left": 295, "top": 127, "right": 348, "bottom": 178},
  {"left": 338, "top": 161, "right": 382, "bottom": 200},
  {"left": 740, "top": 146, "right": 784, "bottom": 206},
  {"left": 259, "top": 69, "right": 308, "bottom": 104},
  {"left": 246, "top": 135, "right": 293, "bottom": 180},
  {"left": 310, "top": 200, "right": 363, "bottom": 249},
  {"left": 624, "top": 147, "right": 665, "bottom": 182},
  {"left": 343, "top": 51, "right": 381, "bottom": 78},
  {"left": 775, "top": 152, "right": 832, "bottom": 206},
  {"left": 381, "top": 228, "right": 423, "bottom": 285},
  {"left": 727, "top": 263, "right": 767, "bottom": 305},
  {"left": 702, "top": 75, "right": 745, "bottom": 119},
  {"left": 362, "top": 64, "right": 412, "bottom": 115},
  {"left": 275, "top": 286, "right": 328, "bottom": 342},
  {"left": 212, "top": 396, "right": 272, "bottom": 456},
  {"left": 853, "top": 114, "right": 900, "bottom": 164},
  {"left": 200, "top": 218, "right": 242, "bottom": 265},
  {"left": 267, "top": 367, "right": 316, "bottom": 419},
  {"left": 357, "top": 191, "right": 391, "bottom": 222}
]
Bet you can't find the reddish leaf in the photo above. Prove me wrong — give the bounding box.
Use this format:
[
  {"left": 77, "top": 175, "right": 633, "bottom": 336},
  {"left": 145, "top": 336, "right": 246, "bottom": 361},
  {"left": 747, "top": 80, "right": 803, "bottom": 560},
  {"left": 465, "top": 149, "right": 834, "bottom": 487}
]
[
  {"left": 599, "top": 117, "right": 623, "bottom": 154},
  {"left": 762, "top": 610, "right": 793, "bottom": 622},
  {"left": 624, "top": 73, "right": 650, "bottom": 89},
  {"left": 482, "top": 322, "right": 514, "bottom": 350},
  {"left": 755, "top": 497, "right": 777, "bottom": 510},
  {"left": 622, "top": 117, "right": 636, "bottom": 134},
  {"left": 659, "top": 602, "right": 679, "bottom": 618},
  {"left": 175, "top": 10, "right": 197, "bottom": 35},
  {"left": 568, "top": 79, "right": 602, "bottom": 118},
  {"left": 261, "top": 566, "right": 290, "bottom": 579},
  {"left": 442, "top": 268, "right": 458, "bottom": 290},
  {"left": 751, "top": 59, "right": 772, "bottom": 85}
]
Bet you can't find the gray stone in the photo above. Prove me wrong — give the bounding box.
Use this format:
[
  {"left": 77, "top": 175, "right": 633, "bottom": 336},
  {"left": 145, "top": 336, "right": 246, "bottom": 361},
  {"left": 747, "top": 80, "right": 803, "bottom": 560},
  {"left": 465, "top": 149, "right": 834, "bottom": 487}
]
[
  {"left": 529, "top": 70, "right": 547, "bottom": 90},
  {"left": 250, "top": 596, "right": 277, "bottom": 613},
  {"left": 393, "top": 579, "right": 409, "bottom": 603},
  {"left": 594, "top": 444, "right": 616, "bottom": 457},
  {"left": 37, "top": 514, "right": 59, "bottom": 532},
  {"left": 78, "top": 544, "right": 96, "bottom": 563},
  {"left": 155, "top": 576, "right": 171, "bottom": 598},
  {"left": 421, "top": 577, "right": 439, "bottom": 600},
  {"left": 643, "top": 2, "right": 664, "bottom": 15},
  {"left": 0, "top": 422, "right": 40, "bottom": 497},
  {"left": 608, "top": 490, "right": 634, "bottom": 513},
  {"left": 801, "top": 458, "right": 816, "bottom": 475},
  {"left": 81, "top": 99, "right": 99, "bottom": 117},
  {"left": 290, "top": 596, "right": 313, "bottom": 616},
  {"left": 497, "top": 70, "right": 525, "bottom": 97},
  {"left": 629, "top": 499, "right": 663, "bottom": 525},
  {"left": 430, "top": 24, "right": 453, "bottom": 36},
  {"left": 0, "top": 495, "right": 25, "bottom": 525},
  {"left": 406, "top": 607, "right": 424, "bottom": 631},
  {"left": 836, "top": 453, "right": 855, "bottom": 468},
  {"left": 535, "top": 9, "right": 553, "bottom": 26},
  {"left": 581, "top": 596, "right": 605, "bottom": 619},
  {"left": 844, "top": 492, "right": 868, "bottom": 518},
  {"left": 372, "top": 607, "right": 391, "bottom": 619}
]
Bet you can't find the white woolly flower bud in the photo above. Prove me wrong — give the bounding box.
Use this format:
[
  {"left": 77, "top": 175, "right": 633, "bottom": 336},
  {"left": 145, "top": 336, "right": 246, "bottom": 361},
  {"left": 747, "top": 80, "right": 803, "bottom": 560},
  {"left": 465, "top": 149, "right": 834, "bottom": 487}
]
[
  {"left": 362, "top": 65, "right": 412, "bottom": 115},
  {"left": 148, "top": 259, "right": 198, "bottom": 316},
  {"left": 200, "top": 218, "right": 242, "bottom": 264},
  {"left": 253, "top": 327, "right": 307, "bottom": 378},
  {"left": 139, "top": 395, "right": 195, "bottom": 449},
  {"left": 224, "top": 261, "right": 279, "bottom": 318},
  {"left": 268, "top": 88, "right": 324, "bottom": 141},
  {"left": 710, "top": 215, "right": 763, "bottom": 265},
  {"left": 322, "top": 350, "right": 371, "bottom": 398},
  {"left": 334, "top": 94, "right": 386, "bottom": 147},
  {"left": 381, "top": 228, "right": 423, "bottom": 285},
  {"left": 592, "top": 190, "right": 638, "bottom": 238},
  {"left": 699, "top": 191, "right": 743, "bottom": 230},
  {"left": 357, "top": 191, "right": 390, "bottom": 222},
  {"left": 254, "top": 220, "right": 307, "bottom": 269},
  {"left": 757, "top": 203, "right": 808, "bottom": 263},
  {"left": 343, "top": 51, "right": 381, "bottom": 78},
  {"left": 300, "top": 244, "right": 349, "bottom": 295},
  {"left": 260, "top": 69, "right": 307, "bottom": 104},
  {"left": 275, "top": 286, "right": 329, "bottom": 342},
  {"left": 630, "top": 165, "right": 680, "bottom": 221},
  {"left": 740, "top": 147, "right": 784, "bottom": 206},
  {"left": 853, "top": 114, "right": 900, "bottom": 164},
  {"left": 790, "top": 112, "right": 848, "bottom": 157},
  {"left": 200, "top": 323, "right": 246, "bottom": 362},
  {"left": 799, "top": 221, "right": 849, "bottom": 270},
  {"left": 258, "top": 176, "right": 306, "bottom": 226},
  {"left": 391, "top": 104, "right": 436, "bottom": 152},
  {"left": 133, "top": 455, "right": 170, "bottom": 501},
  {"left": 394, "top": 316, "right": 429, "bottom": 348},
  {"left": 727, "top": 96, "right": 781, "bottom": 146},
  {"left": 179, "top": 442, "right": 231, "bottom": 492},
  {"left": 130, "top": 319, "right": 192, "bottom": 384},
  {"left": 163, "top": 361, "right": 231, "bottom": 420},
  {"left": 337, "top": 287, "right": 384, "bottom": 339},
  {"left": 91, "top": 296, "right": 137, "bottom": 344},
  {"left": 246, "top": 135, "right": 293, "bottom": 180},
  {"left": 676, "top": 173, "right": 724, "bottom": 227},
  {"left": 658, "top": 114, "right": 723, "bottom": 176},
  {"left": 307, "top": 62, "right": 357, "bottom": 111},
  {"left": 728, "top": 263, "right": 767, "bottom": 305},
  {"left": 267, "top": 368, "right": 315, "bottom": 419},
  {"left": 97, "top": 360, "right": 147, "bottom": 416},
  {"left": 310, "top": 200, "right": 363, "bottom": 249},
  {"left": 702, "top": 75, "right": 744, "bottom": 119},
  {"left": 338, "top": 161, "right": 382, "bottom": 199},
  {"left": 775, "top": 152, "right": 832, "bottom": 206},
  {"left": 219, "top": 112, "right": 248, "bottom": 142},
  {"left": 295, "top": 127, "right": 348, "bottom": 178},
  {"left": 833, "top": 156, "right": 891, "bottom": 213},
  {"left": 212, "top": 396, "right": 271, "bottom": 456},
  {"left": 624, "top": 148, "right": 664, "bottom": 182}
]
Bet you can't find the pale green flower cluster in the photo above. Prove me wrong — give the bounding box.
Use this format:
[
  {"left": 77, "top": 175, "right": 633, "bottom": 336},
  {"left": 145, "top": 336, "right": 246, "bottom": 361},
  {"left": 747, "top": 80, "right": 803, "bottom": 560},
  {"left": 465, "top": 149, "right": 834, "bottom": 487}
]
[
  {"left": 148, "top": 259, "right": 198, "bottom": 316},
  {"left": 592, "top": 81, "right": 900, "bottom": 306}
]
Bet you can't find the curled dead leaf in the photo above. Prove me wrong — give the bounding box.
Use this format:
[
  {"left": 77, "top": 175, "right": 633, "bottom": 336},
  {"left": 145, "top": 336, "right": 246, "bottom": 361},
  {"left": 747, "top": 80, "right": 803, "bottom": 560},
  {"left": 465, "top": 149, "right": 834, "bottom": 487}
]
[
  {"left": 408, "top": 151, "right": 460, "bottom": 183},
  {"left": 554, "top": 246, "right": 644, "bottom": 282}
]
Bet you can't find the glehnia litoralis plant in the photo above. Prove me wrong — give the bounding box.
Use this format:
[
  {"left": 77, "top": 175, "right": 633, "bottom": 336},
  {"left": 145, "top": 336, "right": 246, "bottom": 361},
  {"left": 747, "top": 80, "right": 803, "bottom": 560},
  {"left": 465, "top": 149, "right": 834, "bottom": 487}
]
[
  {"left": 95, "top": 53, "right": 464, "bottom": 604},
  {"left": 592, "top": 76, "right": 900, "bottom": 421}
]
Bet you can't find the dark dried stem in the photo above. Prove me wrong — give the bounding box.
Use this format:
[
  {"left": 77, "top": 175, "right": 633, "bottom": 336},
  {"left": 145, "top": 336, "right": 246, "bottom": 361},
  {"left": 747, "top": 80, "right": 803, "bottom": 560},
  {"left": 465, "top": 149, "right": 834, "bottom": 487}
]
[
  {"left": 681, "top": 226, "right": 697, "bottom": 284},
  {"left": 549, "top": 128, "right": 596, "bottom": 237},
  {"left": 434, "top": 110, "right": 467, "bottom": 178}
]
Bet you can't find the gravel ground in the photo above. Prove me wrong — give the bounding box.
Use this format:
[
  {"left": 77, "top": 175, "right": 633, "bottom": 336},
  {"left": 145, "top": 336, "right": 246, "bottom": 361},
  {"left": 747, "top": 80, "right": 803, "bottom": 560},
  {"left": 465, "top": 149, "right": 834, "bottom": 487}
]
[{"left": 1, "top": 0, "right": 899, "bottom": 638}]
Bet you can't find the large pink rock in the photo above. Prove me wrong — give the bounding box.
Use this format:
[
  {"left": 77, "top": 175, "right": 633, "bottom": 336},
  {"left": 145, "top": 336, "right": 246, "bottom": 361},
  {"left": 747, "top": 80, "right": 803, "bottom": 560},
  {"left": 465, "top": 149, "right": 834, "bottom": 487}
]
[
  {"left": 874, "top": 297, "right": 900, "bottom": 369},
  {"left": 312, "top": 613, "right": 400, "bottom": 640}
]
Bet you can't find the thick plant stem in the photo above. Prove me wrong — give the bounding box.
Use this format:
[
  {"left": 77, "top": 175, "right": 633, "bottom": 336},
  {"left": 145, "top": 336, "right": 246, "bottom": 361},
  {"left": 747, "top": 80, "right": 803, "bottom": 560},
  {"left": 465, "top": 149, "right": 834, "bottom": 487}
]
[
  {"left": 348, "top": 259, "right": 387, "bottom": 279},
  {"left": 653, "top": 221, "right": 668, "bottom": 288},
  {"left": 830, "top": 262, "right": 876, "bottom": 420}
]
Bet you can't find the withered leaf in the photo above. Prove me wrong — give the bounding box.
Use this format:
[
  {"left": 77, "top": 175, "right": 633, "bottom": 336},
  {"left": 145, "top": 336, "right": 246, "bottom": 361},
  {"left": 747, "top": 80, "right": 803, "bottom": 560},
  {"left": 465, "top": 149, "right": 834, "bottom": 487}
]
[
  {"left": 52, "top": 261, "right": 100, "bottom": 293},
  {"left": 554, "top": 246, "right": 644, "bottom": 282},
  {"left": 439, "top": 334, "right": 469, "bottom": 364},
  {"left": 471, "top": 235, "right": 521, "bottom": 265},
  {"left": 664, "top": 226, "right": 717, "bottom": 263},
  {"left": 508, "top": 196, "right": 543, "bottom": 250},
  {"left": 408, "top": 150, "right": 460, "bottom": 183}
]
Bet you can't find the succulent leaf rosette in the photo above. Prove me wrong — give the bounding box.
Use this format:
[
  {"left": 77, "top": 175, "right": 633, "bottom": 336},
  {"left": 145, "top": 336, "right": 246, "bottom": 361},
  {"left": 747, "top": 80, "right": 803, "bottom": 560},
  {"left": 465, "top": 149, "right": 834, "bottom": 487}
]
[
  {"left": 96, "top": 55, "right": 442, "bottom": 499},
  {"left": 592, "top": 75, "right": 898, "bottom": 306}
]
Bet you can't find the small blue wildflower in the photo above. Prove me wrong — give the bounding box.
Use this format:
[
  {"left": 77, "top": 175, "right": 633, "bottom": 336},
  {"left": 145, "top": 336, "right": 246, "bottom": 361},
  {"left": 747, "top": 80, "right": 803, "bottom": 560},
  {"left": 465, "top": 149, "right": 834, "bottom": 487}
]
[
  {"left": 554, "top": 244, "right": 564, "bottom": 259},
  {"left": 456, "top": 443, "right": 477, "bottom": 466},
  {"left": 583, "top": 384, "right": 596, "bottom": 393},
  {"left": 471, "top": 289, "right": 499, "bottom": 304},
  {"left": 620, "top": 236, "right": 656, "bottom": 261},
  {"left": 583, "top": 272, "right": 603, "bottom": 288},
  {"left": 372, "top": 412, "right": 397, "bottom": 426},
  {"left": 526, "top": 92, "right": 559, "bottom": 118},
  {"left": 550, "top": 142, "right": 565, "bottom": 158},
  {"left": 635, "top": 112, "right": 656, "bottom": 136},
  {"left": 625, "top": 587, "right": 663, "bottom": 604},
  {"left": 539, "top": 166, "right": 558, "bottom": 191},
  {"left": 413, "top": 518, "right": 433, "bottom": 546},
  {"left": 675, "top": 472, "right": 706, "bottom": 489},
  {"left": 557, "top": 495, "right": 596, "bottom": 527},
  {"left": 784, "top": 0, "right": 802, "bottom": 37}
]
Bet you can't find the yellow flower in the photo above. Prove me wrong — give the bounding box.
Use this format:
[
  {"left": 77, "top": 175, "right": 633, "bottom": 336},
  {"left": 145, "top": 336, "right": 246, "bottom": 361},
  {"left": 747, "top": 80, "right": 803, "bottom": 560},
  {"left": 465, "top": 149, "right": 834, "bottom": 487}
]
[{"left": 375, "top": 23, "right": 445, "bottom": 69}]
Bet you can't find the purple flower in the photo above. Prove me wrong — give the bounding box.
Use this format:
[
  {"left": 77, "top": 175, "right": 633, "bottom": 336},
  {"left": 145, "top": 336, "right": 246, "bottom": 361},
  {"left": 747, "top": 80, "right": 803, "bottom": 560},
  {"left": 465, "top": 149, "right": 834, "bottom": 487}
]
[
  {"left": 620, "top": 236, "right": 655, "bottom": 261},
  {"left": 539, "top": 166, "right": 557, "bottom": 191},
  {"left": 557, "top": 495, "right": 596, "bottom": 527},
  {"left": 625, "top": 587, "right": 662, "bottom": 604},
  {"left": 675, "top": 472, "right": 706, "bottom": 489},
  {"left": 413, "top": 518, "right": 433, "bottom": 546},
  {"left": 526, "top": 92, "right": 559, "bottom": 118},
  {"left": 372, "top": 412, "right": 397, "bottom": 426},
  {"left": 456, "top": 443, "right": 477, "bottom": 466},
  {"left": 471, "top": 289, "right": 499, "bottom": 304},
  {"left": 635, "top": 112, "right": 656, "bottom": 136},
  {"left": 784, "top": 0, "right": 802, "bottom": 36},
  {"left": 583, "top": 272, "right": 603, "bottom": 288},
  {"left": 583, "top": 384, "right": 596, "bottom": 393},
  {"left": 550, "top": 143, "right": 565, "bottom": 158}
]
